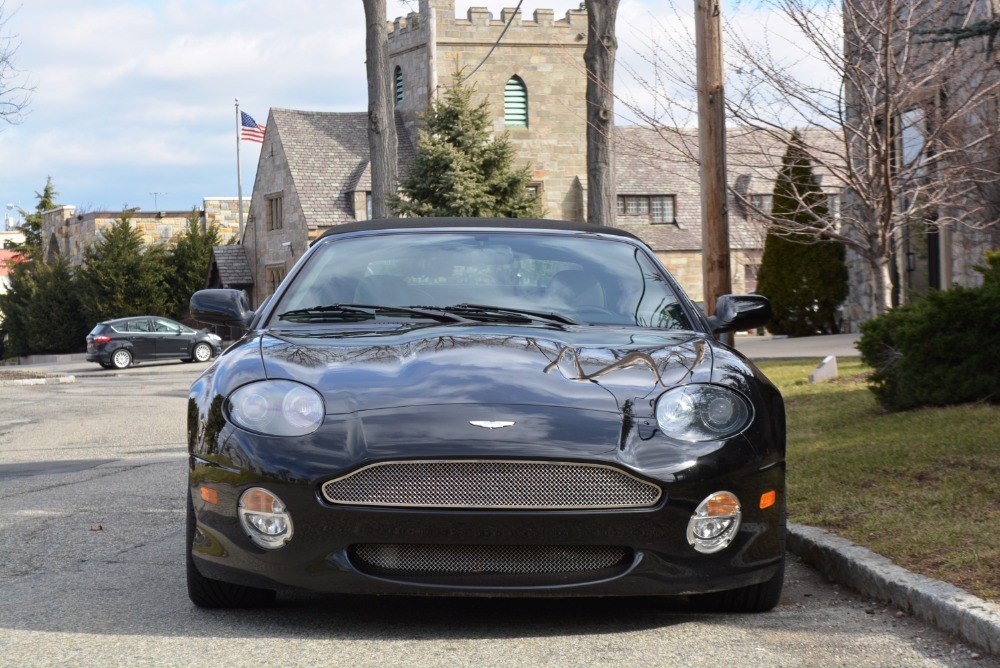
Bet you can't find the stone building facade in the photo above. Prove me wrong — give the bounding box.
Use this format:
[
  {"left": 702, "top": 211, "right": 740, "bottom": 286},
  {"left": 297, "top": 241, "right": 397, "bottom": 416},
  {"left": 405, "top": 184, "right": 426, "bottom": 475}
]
[
  {"left": 389, "top": 0, "right": 589, "bottom": 223},
  {"left": 38, "top": 198, "right": 242, "bottom": 267},
  {"left": 236, "top": 0, "right": 799, "bottom": 308}
]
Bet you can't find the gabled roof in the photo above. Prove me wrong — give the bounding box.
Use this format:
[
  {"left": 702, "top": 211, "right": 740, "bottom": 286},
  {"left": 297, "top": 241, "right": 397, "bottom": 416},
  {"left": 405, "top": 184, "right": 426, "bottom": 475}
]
[
  {"left": 269, "top": 109, "right": 415, "bottom": 229},
  {"left": 208, "top": 245, "right": 253, "bottom": 287}
]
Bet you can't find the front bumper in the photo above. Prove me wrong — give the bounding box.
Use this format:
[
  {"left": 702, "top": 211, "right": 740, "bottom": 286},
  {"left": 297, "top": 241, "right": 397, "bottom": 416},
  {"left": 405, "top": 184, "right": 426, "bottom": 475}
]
[{"left": 189, "top": 455, "right": 785, "bottom": 598}]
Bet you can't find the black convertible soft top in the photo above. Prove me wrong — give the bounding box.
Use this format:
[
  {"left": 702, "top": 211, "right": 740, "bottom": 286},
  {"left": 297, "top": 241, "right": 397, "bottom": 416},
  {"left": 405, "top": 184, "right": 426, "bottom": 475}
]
[{"left": 314, "top": 217, "right": 642, "bottom": 243}]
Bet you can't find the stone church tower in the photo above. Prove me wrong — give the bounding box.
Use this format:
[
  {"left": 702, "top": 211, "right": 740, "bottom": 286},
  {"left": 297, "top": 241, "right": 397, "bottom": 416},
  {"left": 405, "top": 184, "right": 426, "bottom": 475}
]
[{"left": 388, "top": 0, "right": 589, "bottom": 221}]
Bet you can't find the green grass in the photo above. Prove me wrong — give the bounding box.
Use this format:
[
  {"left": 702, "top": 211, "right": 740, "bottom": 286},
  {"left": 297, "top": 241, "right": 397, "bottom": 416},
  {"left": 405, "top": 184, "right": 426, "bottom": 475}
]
[{"left": 757, "top": 358, "right": 1000, "bottom": 603}]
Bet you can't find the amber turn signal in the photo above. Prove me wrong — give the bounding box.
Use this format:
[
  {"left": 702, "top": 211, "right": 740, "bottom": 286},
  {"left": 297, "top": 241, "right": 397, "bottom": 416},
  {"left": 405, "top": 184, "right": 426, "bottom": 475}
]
[
  {"left": 200, "top": 485, "right": 219, "bottom": 505},
  {"left": 759, "top": 490, "right": 776, "bottom": 510}
]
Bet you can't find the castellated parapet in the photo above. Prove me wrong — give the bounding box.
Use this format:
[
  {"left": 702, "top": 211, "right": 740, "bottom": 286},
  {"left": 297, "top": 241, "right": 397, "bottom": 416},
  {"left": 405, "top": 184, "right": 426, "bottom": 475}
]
[{"left": 388, "top": 0, "right": 590, "bottom": 222}]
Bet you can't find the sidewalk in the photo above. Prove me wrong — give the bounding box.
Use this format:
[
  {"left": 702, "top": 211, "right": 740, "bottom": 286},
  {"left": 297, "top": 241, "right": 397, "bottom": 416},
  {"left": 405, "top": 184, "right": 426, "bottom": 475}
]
[{"left": 732, "top": 332, "right": 861, "bottom": 359}]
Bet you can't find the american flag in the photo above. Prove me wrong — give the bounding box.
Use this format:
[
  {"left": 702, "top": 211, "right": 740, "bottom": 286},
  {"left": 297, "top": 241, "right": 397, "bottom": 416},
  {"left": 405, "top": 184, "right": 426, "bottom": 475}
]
[{"left": 240, "top": 111, "right": 265, "bottom": 143}]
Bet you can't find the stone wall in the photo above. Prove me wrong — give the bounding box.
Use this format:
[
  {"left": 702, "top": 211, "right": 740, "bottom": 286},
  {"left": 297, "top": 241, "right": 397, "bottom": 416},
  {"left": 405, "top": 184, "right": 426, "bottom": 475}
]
[
  {"left": 38, "top": 199, "right": 242, "bottom": 268},
  {"left": 389, "top": 0, "right": 589, "bottom": 222},
  {"left": 656, "top": 249, "right": 762, "bottom": 305}
]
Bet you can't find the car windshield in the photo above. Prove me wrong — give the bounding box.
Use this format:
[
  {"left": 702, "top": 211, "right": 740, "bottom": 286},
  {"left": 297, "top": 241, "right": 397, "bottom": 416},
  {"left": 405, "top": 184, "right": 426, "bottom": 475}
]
[{"left": 270, "top": 232, "right": 693, "bottom": 330}]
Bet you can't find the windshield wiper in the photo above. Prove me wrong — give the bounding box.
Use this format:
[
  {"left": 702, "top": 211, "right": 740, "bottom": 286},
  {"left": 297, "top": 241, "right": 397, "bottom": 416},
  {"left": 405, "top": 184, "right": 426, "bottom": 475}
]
[
  {"left": 276, "top": 304, "right": 463, "bottom": 323},
  {"left": 417, "top": 303, "right": 578, "bottom": 326}
]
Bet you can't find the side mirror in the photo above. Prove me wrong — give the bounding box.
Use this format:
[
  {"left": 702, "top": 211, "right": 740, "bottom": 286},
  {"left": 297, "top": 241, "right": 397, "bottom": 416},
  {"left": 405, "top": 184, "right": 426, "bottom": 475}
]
[
  {"left": 190, "top": 289, "right": 254, "bottom": 330},
  {"left": 706, "top": 294, "right": 771, "bottom": 334}
]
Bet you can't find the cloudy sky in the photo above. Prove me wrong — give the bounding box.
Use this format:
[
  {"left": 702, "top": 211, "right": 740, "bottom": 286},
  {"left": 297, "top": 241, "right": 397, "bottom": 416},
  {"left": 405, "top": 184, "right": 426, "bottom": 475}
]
[{"left": 0, "top": 0, "right": 814, "bottom": 223}]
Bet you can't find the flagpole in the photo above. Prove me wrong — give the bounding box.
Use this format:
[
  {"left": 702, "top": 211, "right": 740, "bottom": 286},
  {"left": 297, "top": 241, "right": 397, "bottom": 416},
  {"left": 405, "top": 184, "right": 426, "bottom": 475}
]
[{"left": 235, "top": 97, "right": 244, "bottom": 243}]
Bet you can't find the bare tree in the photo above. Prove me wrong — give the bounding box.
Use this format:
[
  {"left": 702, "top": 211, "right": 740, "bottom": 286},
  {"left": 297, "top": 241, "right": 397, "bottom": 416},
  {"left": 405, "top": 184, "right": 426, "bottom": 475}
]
[
  {"left": 0, "top": 2, "right": 31, "bottom": 125},
  {"left": 363, "top": 0, "right": 399, "bottom": 219},
  {"left": 619, "top": 0, "right": 1000, "bottom": 321},
  {"left": 584, "top": 0, "right": 621, "bottom": 226}
]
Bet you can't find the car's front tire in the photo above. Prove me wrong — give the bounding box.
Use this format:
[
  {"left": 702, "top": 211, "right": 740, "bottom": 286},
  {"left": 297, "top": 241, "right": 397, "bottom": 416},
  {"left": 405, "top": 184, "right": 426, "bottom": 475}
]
[
  {"left": 689, "top": 556, "right": 785, "bottom": 613},
  {"left": 110, "top": 349, "right": 132, "bottom": 370},
  {"left": 192, "top": 342, "right": 213, "bottom": 363},
  {"left": 186, "top": 493, "right": 276, "bottom": 609}
]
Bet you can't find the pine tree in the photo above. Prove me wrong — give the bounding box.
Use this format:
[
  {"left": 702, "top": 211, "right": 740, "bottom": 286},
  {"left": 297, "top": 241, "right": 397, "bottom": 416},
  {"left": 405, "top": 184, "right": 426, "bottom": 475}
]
[
  {"left": 4, "top": 176, "right": 58, "bottom": 259},
  {"left": 76, "top": 214, "right": 169, "bottom": 323},
  {"left": 24, "top": 257, "right": 88, "bottom": 354},
  {"left": 165, "top": 211, "right": 221, "bottom": 320},
  {"left": 756, "top": 135, "right": 848, "bottom": 336},
  {"left": 392, "top": 74, "right": 541, "bottom": 218}
]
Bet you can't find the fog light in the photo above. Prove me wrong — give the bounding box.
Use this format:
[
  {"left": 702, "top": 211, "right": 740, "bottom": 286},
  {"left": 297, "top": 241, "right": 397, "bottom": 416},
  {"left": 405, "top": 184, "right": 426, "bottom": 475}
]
[
  {"left": 687, "top": 491, "right": 741, "bottom": 554},
  {"left": 238, "top": 487, "right": 293, "bottom": 549}
]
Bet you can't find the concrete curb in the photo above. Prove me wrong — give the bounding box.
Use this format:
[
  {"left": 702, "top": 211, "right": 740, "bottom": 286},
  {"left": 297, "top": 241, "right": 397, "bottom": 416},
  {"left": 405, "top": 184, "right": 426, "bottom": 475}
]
[
  {"left": 788, "top": 522, "right": 1000, "bottom": 655},
  {"left": 0, "top": 374, "right": 76, "bottom": 387}
]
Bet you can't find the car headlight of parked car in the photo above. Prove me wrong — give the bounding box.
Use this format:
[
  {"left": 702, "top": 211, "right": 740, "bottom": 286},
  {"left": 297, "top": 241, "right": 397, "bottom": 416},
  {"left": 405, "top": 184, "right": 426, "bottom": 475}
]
[
  {"left": 227, "top": 380, "right": 325, "bottom": 436},
  {"left": 654, "top": 384, "right": 751, "bottom": 442}
]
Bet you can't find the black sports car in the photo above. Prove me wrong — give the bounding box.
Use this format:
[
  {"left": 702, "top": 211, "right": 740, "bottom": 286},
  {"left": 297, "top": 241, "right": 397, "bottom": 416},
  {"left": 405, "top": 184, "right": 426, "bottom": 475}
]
[{"left": 186, "top": 218, "right": 785, "bottom": 610}]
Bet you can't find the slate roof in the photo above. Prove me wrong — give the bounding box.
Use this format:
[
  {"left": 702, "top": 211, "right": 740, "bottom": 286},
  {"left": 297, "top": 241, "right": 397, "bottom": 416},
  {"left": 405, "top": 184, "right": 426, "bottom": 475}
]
[
  {"left": 270, "top": 109, "right": 415, "bottom": 229},
  {"left": 209, "top": 245, "right": 253, "bottom": 287},
  {"left": 613, "top": 125, "right": 843, "bottom": 252}
]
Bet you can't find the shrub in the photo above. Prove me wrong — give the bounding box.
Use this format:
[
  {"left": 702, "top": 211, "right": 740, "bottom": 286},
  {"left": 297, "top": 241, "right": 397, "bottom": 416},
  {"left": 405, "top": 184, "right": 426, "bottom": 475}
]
[{"left": 858, "top": 281, "right": 1000, "bottom": 410}]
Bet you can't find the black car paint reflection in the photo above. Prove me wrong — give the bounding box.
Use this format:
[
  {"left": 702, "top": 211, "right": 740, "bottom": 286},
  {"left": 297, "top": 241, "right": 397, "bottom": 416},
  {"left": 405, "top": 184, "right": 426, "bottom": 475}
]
[{"left": 185, "top": 218, "right": 785, "bottom": 611}]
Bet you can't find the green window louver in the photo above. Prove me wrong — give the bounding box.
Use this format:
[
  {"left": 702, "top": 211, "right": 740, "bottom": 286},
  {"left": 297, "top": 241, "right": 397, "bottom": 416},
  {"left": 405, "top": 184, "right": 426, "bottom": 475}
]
[
  {"left": 394, "top": 67, "right": 404, "bottom": 106},
  {"left": 504, "top": 76, "right": 528, "bottom": 127}
]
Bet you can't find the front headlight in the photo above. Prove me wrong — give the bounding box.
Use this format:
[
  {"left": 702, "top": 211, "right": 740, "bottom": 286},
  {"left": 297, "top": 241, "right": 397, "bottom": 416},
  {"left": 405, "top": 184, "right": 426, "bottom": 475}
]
[
  {"left": 227, "top": 379, "right": 325, "bottom": 436},
  {"left": 654, "top": 384, "right": 751, "bottom": 442}
]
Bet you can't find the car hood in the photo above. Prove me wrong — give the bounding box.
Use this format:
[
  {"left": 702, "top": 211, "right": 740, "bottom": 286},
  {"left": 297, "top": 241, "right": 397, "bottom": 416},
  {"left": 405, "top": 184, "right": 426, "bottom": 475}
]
[{"left": 259, "top": 323, "right": 714, "bottom": 415}]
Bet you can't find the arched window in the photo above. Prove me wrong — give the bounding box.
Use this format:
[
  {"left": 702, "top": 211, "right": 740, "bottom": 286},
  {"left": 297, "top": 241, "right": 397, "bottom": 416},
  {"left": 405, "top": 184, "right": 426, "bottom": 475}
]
[
  {"left": 504, "top": 75, "right": 528, "bottom": 127},
  {"left": 394, "top": 66, "right": 404, "bottom": 106}
]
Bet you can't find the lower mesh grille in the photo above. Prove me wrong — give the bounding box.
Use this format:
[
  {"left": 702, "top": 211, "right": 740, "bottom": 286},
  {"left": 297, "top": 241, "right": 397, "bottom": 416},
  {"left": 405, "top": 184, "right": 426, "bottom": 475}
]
[
  {"left": 353, "top": 543, "right": 629, "bottom": 576},
  {"left": 322, "top": 460, "right": 661, "bottom": 509}
]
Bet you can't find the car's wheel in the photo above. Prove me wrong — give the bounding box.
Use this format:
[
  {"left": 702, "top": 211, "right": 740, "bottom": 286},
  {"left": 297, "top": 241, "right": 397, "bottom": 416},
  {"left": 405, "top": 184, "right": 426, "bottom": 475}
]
[
  {"left": 689, "top": 501, "right": 787, "bottom": 613},
  {"left": 186, "top": 492, "right": 276, "bottom": 608},
  {"left": 689, "top": 556, "right": 785, "bottom": 613},
  {"left": 192, "top": 342, "right": 213, "bottom": 363},
  {"left": 110, "top": 349, "right": 133, "bottom": 370}
]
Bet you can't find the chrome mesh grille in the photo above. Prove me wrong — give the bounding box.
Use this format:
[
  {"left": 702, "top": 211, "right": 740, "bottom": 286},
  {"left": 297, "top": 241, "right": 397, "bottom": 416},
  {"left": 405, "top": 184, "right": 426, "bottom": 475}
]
[
  {"left": 353, "top": 543, "right": 629, "bottom": 576},
  {"left": 321, "top": 460, "right": 661, "bottom": 509}
]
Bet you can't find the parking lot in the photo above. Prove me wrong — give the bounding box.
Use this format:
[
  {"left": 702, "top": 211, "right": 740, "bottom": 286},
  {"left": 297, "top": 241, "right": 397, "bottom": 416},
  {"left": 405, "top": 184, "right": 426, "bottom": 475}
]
[{"left": 0, "top": 359, "right": 993, "bottom": 666}]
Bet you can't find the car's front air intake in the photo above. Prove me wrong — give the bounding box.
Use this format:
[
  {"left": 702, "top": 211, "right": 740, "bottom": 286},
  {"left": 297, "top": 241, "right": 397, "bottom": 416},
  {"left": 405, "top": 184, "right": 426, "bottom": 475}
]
[{"left": 321, "top": 460, "right": 662, "bottom": 510}]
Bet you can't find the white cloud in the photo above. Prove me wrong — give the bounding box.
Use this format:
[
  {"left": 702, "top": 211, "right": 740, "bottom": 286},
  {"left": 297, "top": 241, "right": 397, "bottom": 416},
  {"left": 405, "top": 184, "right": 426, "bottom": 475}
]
[{"left": 0, "top": 0, "right": 833, "bottom": 216}]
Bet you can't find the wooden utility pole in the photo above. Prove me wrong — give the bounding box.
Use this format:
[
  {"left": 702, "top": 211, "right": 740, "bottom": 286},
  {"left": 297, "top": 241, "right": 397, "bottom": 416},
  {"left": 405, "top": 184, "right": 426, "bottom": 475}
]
[
  {"left": 584, "top": 0, "right": 620, "bottom": 226},
  {"left": 695, "top": 0, "right": 731, "bottom": 316},
  {"left": 364, "top": 0, "right": 398, "bottom": 220}
]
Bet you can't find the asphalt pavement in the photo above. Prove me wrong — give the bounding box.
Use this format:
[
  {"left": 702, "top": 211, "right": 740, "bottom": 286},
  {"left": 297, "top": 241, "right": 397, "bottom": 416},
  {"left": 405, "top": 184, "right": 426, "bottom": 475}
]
[{"left": 0, "top": 334, "right": 1000, "bottom": 665}]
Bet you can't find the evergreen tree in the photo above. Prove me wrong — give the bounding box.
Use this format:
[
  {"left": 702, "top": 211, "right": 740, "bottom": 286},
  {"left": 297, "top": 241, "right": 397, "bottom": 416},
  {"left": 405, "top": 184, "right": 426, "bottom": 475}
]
[
  {"left": 76, "top": 214, "right": 169, "bottom": 323},
  {"left": 0, "top": 260, "right": 35, "bottom": 357},
  {"left": 756, "top": 135, "right": 848, "bottom": 336},
  {"left": 4, "top": 176, "right": 58, "bottom": 259},
  {"left": 165, "top": 211, "right": 221, "bottom": 320},
  {"left": 24, "top": 257, "right": 88, "bottom": 354},
  {"left": 392, "top": 74, "right": 541, "bottom": 218}
]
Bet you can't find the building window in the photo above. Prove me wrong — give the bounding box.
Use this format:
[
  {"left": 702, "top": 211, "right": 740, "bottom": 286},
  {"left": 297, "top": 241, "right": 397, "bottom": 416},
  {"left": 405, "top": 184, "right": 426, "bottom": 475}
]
[
  {"left": 525, "top": 182, "right": 542, "bottom": 202},
  {"left": 616, "top": 195, "right": 676, "bottom": 223},
  {"left": 265, "top": 264, "right": 286, "bottom": 296},
  {"left": 394, "top": 66, "right": 404, "bottom": 106},
  {"left": 366, "top": 192, "right": 373, "bottom": 220},
  {"left": 504, "top": 76, "right": 528, "bottom": 127},
  {"left": 749, "top": 194, "right": 772, "bottom": 217},
  {"left": 266, "top": 194, "right": 283, "bottom": 231}
]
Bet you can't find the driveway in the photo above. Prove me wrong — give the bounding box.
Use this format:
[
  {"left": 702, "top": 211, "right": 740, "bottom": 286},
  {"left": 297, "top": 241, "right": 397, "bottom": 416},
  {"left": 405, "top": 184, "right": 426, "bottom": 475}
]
[{"left": 0, "top": 359, "right": 992, "bottom": 666}]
